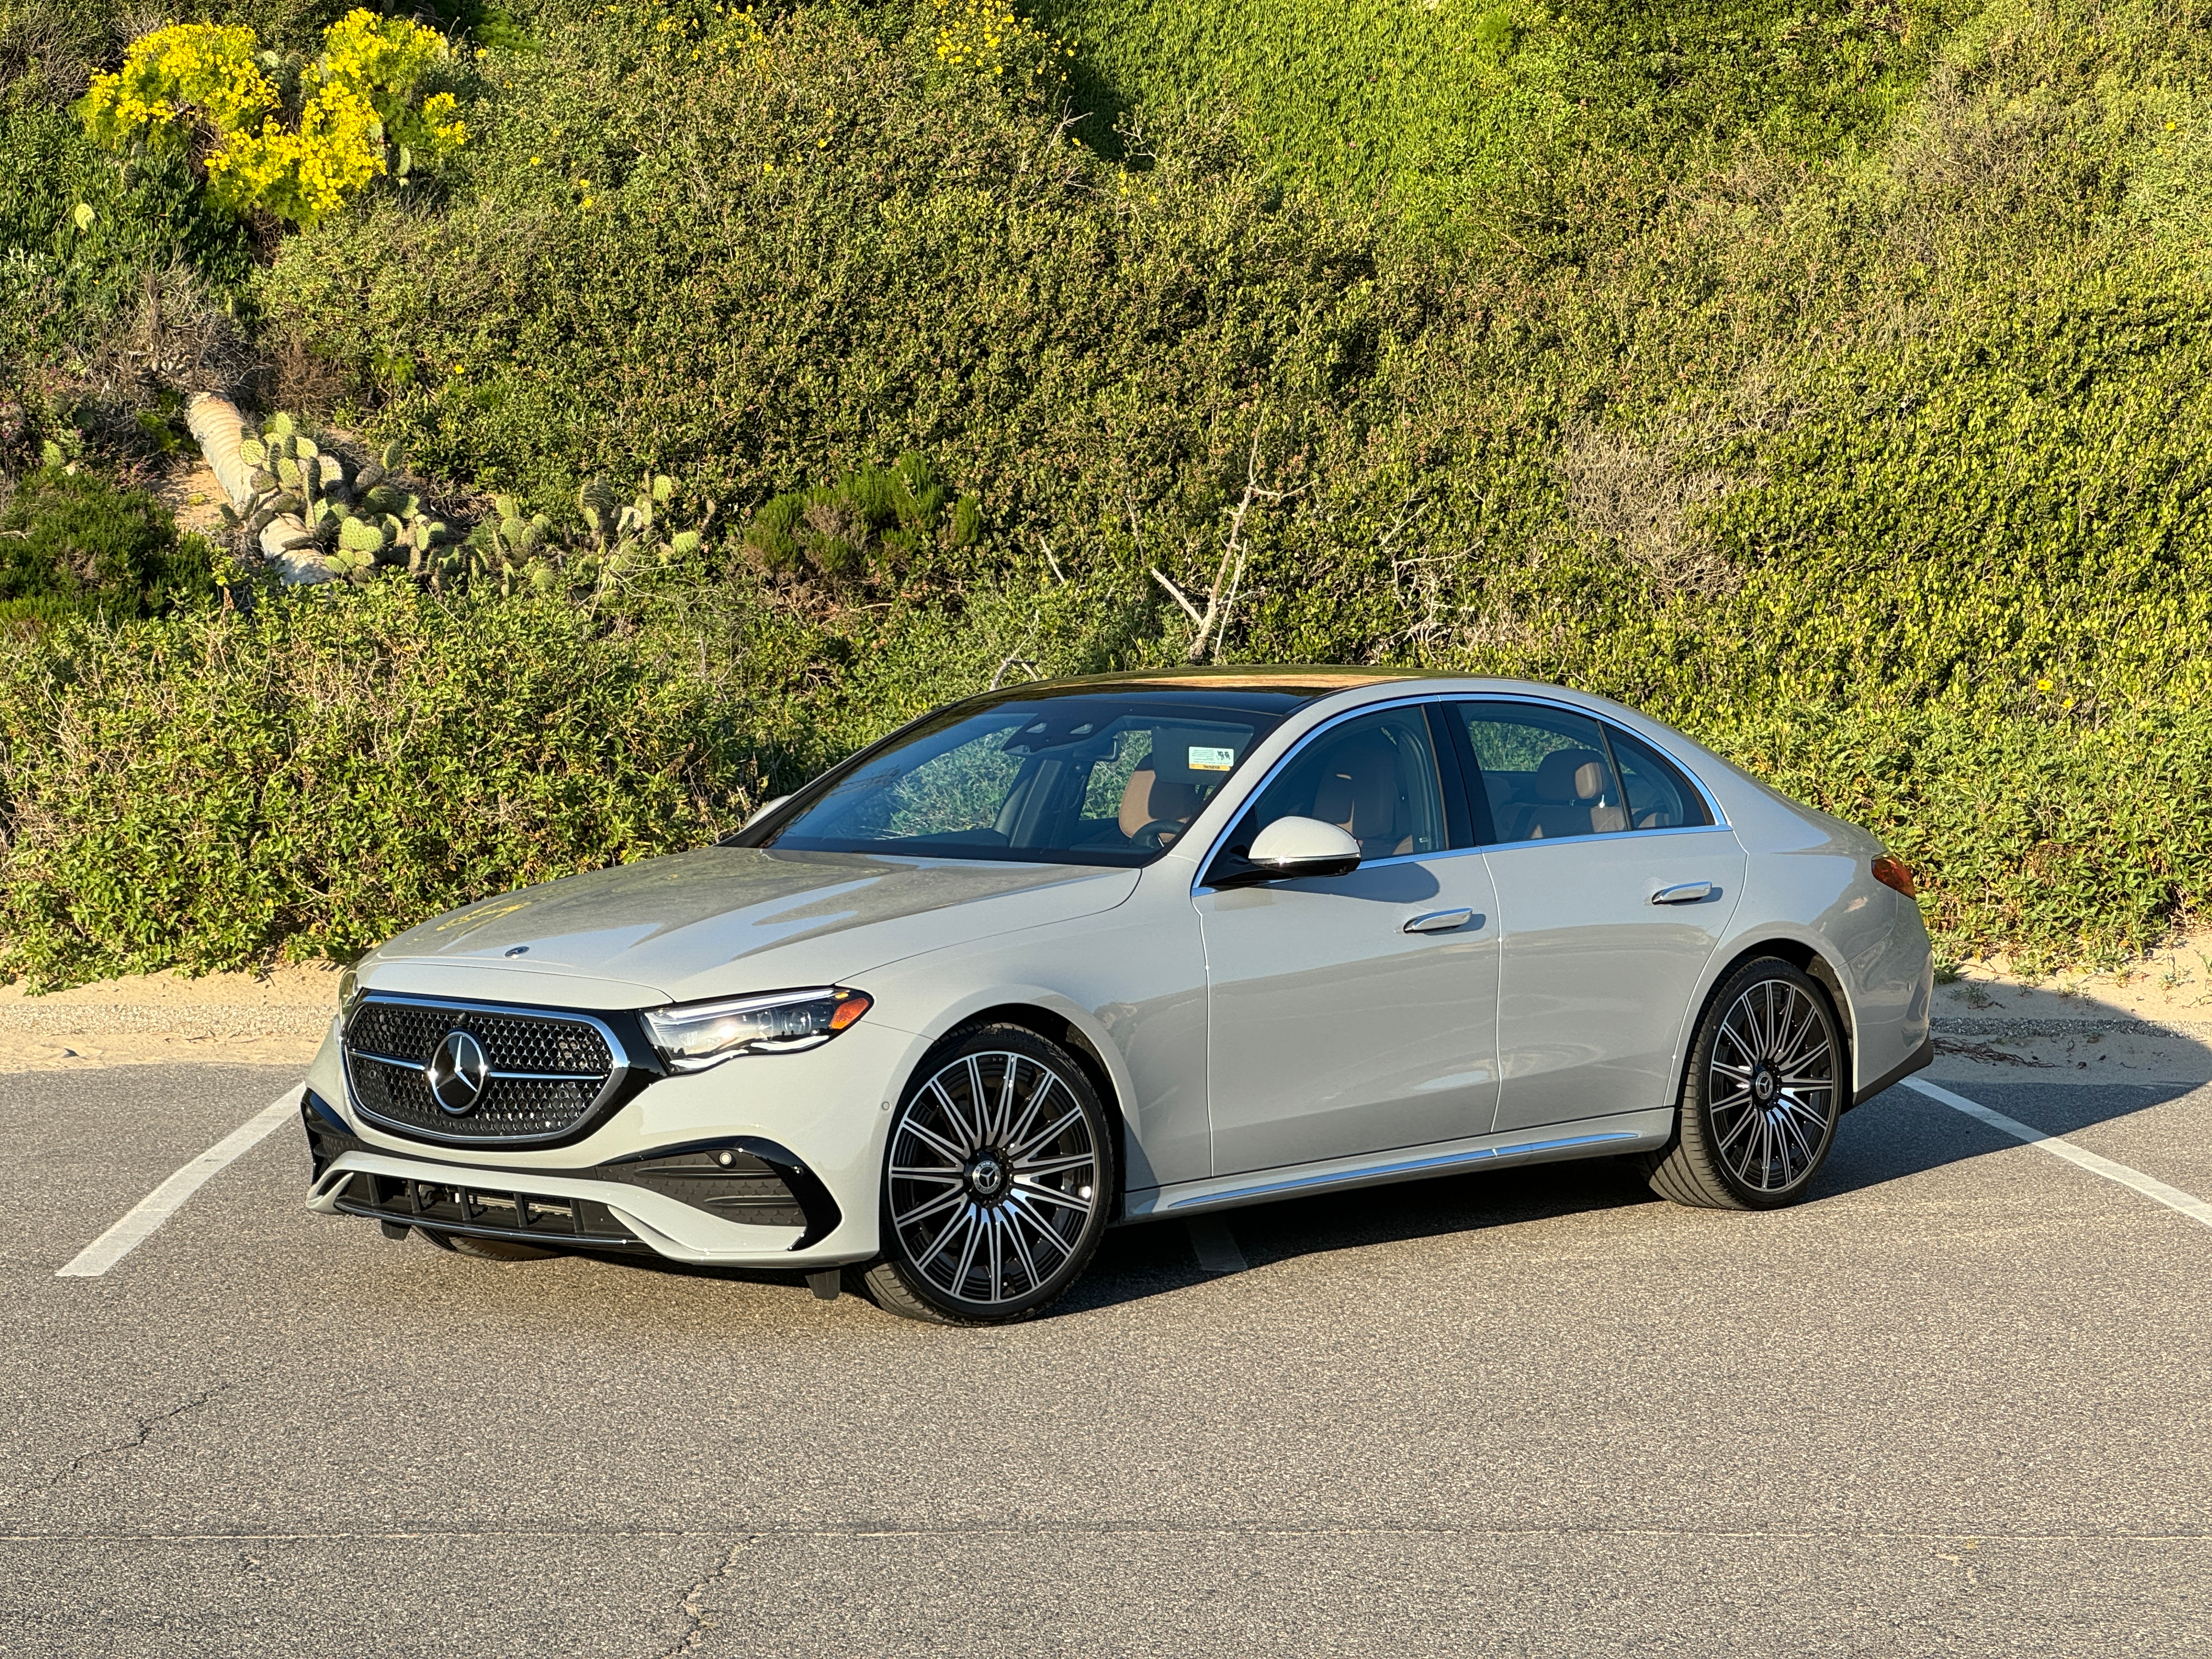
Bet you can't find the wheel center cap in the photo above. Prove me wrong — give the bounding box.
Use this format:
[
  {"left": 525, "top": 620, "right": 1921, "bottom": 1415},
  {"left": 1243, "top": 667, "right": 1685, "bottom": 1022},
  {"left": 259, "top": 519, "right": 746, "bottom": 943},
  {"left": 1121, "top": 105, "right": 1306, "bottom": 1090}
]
[
  {"left": 1752, "top": 1065, "right": 1779, "bottom": 1105},
  {"left": 967, "top": 1153, "right": 1007, "bottom": 1199}
]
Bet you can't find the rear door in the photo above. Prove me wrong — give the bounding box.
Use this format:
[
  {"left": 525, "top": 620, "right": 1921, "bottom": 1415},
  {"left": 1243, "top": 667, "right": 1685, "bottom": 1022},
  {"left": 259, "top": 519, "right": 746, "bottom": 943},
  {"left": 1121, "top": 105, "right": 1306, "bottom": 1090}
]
[{"left": 1451, "top": 701, "right": 1745, "bottom": 1134}]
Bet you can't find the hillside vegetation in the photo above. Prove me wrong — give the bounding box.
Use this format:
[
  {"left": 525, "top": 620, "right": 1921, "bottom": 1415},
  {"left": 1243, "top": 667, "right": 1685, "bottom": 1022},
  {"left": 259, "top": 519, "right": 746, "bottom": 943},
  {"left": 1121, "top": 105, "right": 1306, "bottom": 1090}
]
[{"left": 3, "top": 0, "right": 2211, "bottom": 983}]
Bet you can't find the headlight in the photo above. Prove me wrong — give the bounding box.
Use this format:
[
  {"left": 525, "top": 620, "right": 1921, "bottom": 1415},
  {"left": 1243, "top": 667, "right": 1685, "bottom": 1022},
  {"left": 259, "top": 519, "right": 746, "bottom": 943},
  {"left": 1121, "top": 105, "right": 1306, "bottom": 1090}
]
[
  {"left": 337, "top": 968, "right": 363, "bottom": 1019},
  {"left": 642, "top": 986, "right": 873, "bottom": 1073}
]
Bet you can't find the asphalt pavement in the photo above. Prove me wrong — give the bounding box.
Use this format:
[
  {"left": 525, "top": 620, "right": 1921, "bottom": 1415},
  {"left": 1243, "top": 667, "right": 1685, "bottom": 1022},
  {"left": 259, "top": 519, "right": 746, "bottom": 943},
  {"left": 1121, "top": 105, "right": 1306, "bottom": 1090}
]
[{"left": 4, "top": 1060, "right": 2209, "bottom": 1657}]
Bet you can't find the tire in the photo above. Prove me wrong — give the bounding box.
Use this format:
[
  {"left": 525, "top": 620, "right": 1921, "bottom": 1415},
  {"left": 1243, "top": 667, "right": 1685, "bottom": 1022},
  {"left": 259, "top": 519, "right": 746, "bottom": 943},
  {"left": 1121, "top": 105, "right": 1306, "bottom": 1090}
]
[
  {"left": 859, "top": 1023, "right": 1115, "bottom": 1326},
  {"left": 1643, "top": 956, "right": 1844, "bottom": 1211},
  {"left": 419, "top": 1228, "right": 559, "bottom": 1261}
]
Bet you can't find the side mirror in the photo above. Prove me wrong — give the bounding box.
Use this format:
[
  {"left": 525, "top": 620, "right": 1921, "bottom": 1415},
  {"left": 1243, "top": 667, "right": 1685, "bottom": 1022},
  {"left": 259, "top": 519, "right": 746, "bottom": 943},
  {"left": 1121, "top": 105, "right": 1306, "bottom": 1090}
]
[
  {"left": 1240, "top": 816, "right": 1362, "bottom": 881},
  {"left": 742, "top": 793, "right": 793, "bottom": 830}
]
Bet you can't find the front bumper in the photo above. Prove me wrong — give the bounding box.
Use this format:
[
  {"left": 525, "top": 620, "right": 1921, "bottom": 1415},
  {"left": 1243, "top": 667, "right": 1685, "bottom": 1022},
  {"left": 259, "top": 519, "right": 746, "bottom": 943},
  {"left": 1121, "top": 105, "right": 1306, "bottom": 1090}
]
[
  {"left": 302, "top": 1012, "right": 925, "bottom": 1268},
  {"left": 302, "top": 1094, "right": 853, "bottom": 1262}
]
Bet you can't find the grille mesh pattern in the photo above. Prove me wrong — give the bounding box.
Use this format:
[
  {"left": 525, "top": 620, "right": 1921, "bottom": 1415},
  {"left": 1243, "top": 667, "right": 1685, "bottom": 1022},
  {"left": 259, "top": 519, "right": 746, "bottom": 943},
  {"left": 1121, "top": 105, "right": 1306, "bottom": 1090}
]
[{"left": 345, "top": 998, "right": 618, "bottom": 1143}]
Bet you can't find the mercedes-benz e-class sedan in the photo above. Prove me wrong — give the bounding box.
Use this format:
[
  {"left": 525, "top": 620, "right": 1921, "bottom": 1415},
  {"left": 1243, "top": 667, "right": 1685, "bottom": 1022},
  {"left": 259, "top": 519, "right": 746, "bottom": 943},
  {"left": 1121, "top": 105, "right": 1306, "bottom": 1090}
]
[{"left": 301, "top": 669, "right": 1934, "bottom": 1324}]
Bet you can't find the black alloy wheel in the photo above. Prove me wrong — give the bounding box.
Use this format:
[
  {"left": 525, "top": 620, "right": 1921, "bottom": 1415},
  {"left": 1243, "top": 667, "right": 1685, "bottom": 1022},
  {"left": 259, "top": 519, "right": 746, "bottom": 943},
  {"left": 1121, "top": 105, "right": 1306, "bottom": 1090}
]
[
  {"left": 1643, "top": 956, "right": 1844, "bottom": 1210},
  {"left": 860, "top": 1024, "right": 1114, "bottom": 1325}
]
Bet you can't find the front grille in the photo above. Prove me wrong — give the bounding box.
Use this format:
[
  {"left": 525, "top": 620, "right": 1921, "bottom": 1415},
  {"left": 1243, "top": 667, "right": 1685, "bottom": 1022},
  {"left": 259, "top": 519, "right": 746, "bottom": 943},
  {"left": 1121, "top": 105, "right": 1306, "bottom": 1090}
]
[{"left": 343, "top": 995, "right": 625, "bottom": 1145}]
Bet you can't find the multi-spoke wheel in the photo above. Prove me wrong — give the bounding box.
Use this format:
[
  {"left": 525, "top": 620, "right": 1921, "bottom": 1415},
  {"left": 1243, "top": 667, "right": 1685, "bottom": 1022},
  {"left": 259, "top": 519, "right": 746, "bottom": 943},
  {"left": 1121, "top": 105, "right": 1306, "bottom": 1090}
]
[
  {"left": 859, "top": 1024, "right": 1114, "bottom": 1324},
  {"left": 1643, "top": 957, "right": 1844, "bottom": 1210}
]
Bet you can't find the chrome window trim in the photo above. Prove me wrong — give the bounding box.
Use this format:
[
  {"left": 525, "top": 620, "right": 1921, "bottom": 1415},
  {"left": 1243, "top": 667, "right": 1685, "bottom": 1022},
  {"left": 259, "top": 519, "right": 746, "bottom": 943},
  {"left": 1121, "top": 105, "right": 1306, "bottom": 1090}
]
[
  {"left": 1188, "top": 687, "right": 1733, "bottom": 893},
  {"left": 343, "top": 991, "right": 634, "bottom": 1149}
]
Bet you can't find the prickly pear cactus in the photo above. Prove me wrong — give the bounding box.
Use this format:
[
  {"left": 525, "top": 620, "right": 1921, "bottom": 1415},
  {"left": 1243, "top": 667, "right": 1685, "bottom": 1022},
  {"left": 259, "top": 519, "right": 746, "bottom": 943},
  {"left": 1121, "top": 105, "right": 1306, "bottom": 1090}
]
[
  {"left": 223, "top": 413, "right": 709, "bottom": 599},
  {"left": 228, "top": 412, "right": 458, "bottom": 584}
]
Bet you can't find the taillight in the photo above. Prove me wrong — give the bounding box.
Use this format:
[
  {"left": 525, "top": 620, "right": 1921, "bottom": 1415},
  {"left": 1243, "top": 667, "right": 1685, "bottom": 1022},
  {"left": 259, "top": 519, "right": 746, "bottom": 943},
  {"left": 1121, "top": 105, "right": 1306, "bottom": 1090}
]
[{"left": 1872, "top": 855, "right": 1917, "bottom": 898}]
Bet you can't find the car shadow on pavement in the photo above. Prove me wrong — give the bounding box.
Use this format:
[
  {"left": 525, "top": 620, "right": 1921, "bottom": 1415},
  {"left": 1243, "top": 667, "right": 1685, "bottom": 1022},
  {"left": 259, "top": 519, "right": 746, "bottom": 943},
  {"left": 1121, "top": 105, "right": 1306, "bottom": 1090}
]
[
  {"left": 1058, "top": 1155, "right": 1668, "bottom": 1318},
  {"left": 525, "top": 1075, "right": 2210, "bottom": 1321},
  {"left": 1055, "top": 1072, "right": 2212, "bottom": 1317},
  {"left": 1817, "top": 1075, "right": 2207, "bottom": 1194}
]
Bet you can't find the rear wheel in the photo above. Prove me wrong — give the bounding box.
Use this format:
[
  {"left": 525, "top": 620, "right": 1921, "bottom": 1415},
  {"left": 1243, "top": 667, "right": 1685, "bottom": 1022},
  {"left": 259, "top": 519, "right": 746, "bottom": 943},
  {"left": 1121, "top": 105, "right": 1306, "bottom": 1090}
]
[
  {"left": 1644, "top": 957, "right": 1843, "bottom": 1210},
  {"left": 860, "top": 1024, "right": 1114, "bottom": 1325}
]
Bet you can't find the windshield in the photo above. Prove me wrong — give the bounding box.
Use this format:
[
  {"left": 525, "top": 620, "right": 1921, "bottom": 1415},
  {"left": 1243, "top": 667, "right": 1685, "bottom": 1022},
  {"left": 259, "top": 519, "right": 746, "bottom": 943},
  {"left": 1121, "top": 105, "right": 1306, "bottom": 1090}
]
[{"left": 762, "top": 693, "right": 1298, "bottom": 866}]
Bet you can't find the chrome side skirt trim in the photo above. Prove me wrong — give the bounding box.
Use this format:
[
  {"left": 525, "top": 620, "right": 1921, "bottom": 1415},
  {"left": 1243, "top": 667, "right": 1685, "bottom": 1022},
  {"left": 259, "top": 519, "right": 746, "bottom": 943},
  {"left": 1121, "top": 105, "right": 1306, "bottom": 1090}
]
[{"left": 1131, "top": 1108, "right": 1675, "bottom": 1220}]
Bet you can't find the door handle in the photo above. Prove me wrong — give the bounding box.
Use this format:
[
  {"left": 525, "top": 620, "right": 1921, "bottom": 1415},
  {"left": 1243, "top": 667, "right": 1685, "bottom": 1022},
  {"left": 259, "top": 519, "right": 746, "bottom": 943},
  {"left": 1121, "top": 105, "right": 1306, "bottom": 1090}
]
[
  {"left": 1650, "top": 881, "right": 1714, "bottom": 905},
  {"left": 1403, "top": 907, "right": 1479, "bottom": 934}
]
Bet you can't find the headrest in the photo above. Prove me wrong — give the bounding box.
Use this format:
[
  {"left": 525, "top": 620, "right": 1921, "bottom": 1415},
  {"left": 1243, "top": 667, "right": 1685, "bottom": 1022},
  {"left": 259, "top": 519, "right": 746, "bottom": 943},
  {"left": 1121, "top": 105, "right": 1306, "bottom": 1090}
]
[
  {"left": 1534, "top": 748, "right": 1609, "bottom": 804},
  {"left": 1310, "top": 737, "right": 1398, "bottom": 841}
]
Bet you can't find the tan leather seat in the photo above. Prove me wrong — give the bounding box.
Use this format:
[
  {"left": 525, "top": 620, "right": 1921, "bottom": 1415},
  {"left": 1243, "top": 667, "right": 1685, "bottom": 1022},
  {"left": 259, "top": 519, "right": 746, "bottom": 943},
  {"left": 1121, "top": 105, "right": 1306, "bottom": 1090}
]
[
  {"left": 1514, "top": 749, "right": 1625, "bottom": 839},
  {"left": 1310, "top": 736, "right": 1412, "bottom": 857},
  {"left": 1119, "top": 767, "right": 1202, "bottom": 840}
]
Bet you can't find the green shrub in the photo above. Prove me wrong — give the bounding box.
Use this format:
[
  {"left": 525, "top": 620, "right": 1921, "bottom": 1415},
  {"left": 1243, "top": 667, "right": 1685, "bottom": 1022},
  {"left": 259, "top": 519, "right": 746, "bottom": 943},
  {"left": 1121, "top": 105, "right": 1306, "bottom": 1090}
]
[
  {"left": 238, "top": 0, "right": 2212, "bottom": 977},
  {"left": 745, "top": 453, "right": 983, "bottom": 592},
  {"left": 1038, "top": 0, "right": 1952, "bottom": 222},
  {"left": 0, "top": 91, "right": 255, "bottom": 363},
  {"left": 0, "top": 464, "right": 217, "bottom": 623},
  {"left": 0, "top": 583, "right": 763, "bottom": 984}
]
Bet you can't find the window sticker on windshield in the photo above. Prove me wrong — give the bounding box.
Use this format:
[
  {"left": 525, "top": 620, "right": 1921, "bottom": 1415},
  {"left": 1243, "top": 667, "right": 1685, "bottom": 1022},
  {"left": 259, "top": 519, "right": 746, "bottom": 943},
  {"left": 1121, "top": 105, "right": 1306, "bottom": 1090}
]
[{"left": 1188, "top": 746, "right": 1235, "bottom": 771}]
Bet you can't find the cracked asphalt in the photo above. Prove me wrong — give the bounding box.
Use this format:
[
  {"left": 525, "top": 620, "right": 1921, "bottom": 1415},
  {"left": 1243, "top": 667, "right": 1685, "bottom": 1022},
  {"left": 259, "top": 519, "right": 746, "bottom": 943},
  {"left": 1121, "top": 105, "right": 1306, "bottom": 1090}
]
[{"left": 5, "top": 1062, "right": 2210, "bottom": 1657}]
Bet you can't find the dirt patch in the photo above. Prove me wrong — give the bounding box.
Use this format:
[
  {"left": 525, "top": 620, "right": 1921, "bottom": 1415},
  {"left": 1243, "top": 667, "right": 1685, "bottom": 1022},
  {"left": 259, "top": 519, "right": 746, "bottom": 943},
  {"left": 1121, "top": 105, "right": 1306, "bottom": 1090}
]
[
  {"left": 0, "top": 964, "right": 338, "bottom": 1073},
  {"left": 153, "top": 452, "right": 232, "bottom": 537}
]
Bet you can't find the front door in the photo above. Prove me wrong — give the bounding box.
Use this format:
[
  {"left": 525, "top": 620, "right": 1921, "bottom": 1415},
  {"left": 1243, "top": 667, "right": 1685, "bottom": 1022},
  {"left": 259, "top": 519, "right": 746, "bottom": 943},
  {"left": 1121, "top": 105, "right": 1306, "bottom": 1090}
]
[
  {"left": 1454, "top": 700, "right": 1744, "bottom": 1132},
  {"left": 1196, "top": 704, "right": 1502, "bottom": 1177}
]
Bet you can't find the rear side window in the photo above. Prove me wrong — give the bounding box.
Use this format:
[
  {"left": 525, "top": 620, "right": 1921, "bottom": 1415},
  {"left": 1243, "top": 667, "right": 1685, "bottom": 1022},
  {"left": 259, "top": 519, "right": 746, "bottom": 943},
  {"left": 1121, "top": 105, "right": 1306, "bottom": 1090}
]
[
  {"left": 1457, "top": 703, "right": 1627, "bottom": 843},
  {"left": 1606, "top": 725, "right": 1713, "bottom": 830}
]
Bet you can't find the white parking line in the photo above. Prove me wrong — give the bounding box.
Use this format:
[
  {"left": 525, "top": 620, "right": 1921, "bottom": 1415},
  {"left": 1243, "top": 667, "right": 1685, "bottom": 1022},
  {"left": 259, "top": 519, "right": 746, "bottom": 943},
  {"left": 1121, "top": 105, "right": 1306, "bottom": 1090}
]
[
  {"left": 56, "top": 1087, "right": 303, "bottom": 1278},
  {"left": 1187, "top": 1215, "right": 1248, "bottom": 1274},
  {"left": 1903, "top": 1076, "right": 2212, "bottom": 1231}
]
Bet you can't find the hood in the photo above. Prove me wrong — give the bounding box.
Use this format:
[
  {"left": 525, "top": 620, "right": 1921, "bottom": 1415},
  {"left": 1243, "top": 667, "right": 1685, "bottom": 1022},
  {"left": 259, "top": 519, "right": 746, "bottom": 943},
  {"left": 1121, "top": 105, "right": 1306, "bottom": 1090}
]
[{"left": 362, "top": 847, "right": 1140, "bottom": 1007}]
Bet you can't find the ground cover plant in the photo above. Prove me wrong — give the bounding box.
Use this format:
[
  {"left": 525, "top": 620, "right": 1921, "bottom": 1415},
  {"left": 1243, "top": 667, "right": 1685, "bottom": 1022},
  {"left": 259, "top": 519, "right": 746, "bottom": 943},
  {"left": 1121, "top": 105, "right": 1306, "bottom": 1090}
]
[
  {"left": 3, "top": 0, "right": 2211, "bottom": 985},
  {"left": 0, "top": 462, "right": 219, "bottom": 628}
]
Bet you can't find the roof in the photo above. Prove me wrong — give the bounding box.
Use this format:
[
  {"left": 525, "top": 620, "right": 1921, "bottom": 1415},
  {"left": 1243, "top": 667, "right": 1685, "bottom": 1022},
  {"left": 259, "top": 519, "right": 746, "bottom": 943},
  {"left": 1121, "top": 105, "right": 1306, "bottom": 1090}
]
[{"left": 977, "top": 665, "right": 1431, "bottom": 703}]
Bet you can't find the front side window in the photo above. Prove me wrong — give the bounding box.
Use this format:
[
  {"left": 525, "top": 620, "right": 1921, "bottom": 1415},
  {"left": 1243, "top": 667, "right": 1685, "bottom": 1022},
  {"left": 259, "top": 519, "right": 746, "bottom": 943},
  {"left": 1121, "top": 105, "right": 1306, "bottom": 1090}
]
[
  {"left": 1459, "top": 702, "right": 1628, "bottom": 843},
  {"left": 764, "top": 695, "right": 1289, "bottom": 866},
  {"left": 1224, "top": 706, "right": 1447, "bottom": 863}
]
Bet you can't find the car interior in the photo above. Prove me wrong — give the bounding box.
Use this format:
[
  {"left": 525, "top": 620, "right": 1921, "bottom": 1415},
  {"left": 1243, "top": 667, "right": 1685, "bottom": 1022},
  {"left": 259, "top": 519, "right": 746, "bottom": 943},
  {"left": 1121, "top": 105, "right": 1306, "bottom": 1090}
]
[
  {"left": 1464, "top": 704, "right": 1707, "bottom": 841},
  {"left": 1228, "top": 713, "right": 1443, "bottom": 861}
]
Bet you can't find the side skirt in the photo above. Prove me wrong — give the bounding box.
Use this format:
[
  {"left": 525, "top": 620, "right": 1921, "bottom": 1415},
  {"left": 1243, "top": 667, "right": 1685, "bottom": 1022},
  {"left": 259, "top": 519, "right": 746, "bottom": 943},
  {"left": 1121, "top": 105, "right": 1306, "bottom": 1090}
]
[{"left": 1124, "top": 1108, "right": 1676, "bottom": 1222}]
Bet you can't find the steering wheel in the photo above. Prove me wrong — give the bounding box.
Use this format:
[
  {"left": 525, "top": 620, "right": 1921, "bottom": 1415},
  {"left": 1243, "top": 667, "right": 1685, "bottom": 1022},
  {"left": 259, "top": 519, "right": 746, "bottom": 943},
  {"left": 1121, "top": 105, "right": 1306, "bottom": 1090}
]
[{"left": 1129, "top": 819, "right": 1187, "bottom": 850}]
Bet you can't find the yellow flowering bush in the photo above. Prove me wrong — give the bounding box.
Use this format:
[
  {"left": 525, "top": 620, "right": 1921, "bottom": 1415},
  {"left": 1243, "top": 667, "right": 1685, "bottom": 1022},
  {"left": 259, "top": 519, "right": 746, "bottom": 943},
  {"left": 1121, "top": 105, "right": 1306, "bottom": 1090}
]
[
  {"left": 77, "top": 10, "right": 466, "bottom": 228},
  {"left": 77, "top": 24, "right": 276, "bottom": 155},
  {"left": 930, "top": 0, "right": 1071, "bottom": 99}
]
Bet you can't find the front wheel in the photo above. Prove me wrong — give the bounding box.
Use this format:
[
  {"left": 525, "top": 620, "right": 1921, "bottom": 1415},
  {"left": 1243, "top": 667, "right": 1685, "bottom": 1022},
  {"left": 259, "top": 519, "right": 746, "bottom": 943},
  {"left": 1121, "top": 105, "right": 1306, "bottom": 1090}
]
[
  {"left": 859, "top": 1024, "right": 1115, "bottom": 1325},
  {"left": 1644, "top": 957, "right": 1844, "bottom": 1210}
]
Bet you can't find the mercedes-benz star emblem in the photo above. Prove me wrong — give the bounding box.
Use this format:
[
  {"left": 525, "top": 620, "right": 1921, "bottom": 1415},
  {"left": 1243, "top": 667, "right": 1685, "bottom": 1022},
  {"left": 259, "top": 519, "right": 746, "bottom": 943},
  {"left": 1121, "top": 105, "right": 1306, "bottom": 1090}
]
[{"left": 426, "top": 1029, "right": 491, "bottom": 1116}]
